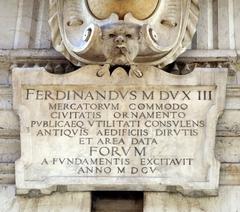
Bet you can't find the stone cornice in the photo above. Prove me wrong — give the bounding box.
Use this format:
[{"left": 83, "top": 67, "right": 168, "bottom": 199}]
[
  {"left": 0, "top": 49, "right": 239, "bottom": 75},
  {"left": 0, "top": 49, "right": 238, "bottom": 64}
]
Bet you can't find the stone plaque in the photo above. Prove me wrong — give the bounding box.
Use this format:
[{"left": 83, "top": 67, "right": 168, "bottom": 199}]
[{"left": 13, "top": 66, "right": 227, "bottom": 196}]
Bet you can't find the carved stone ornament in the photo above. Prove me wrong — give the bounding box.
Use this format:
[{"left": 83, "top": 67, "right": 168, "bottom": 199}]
[{"left": 49, "top": 0, "right": 200, "bottom": 67}]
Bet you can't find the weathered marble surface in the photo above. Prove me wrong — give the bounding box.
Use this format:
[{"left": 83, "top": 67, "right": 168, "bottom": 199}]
[
  {"left": 12, "top": 66, "right": 227, "bottom": 196},
  {"left": 144, "top": 186, "right": 240, "bottom": 212},
  {"left": 0, "top": 185, "right": 240, "bottom": 212},
  {"left": 0, "top": 185, "right": 91, "bottom": 212}
]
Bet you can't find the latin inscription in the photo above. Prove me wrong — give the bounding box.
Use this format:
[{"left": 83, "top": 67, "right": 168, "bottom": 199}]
[{"left": 22, "top": 86, "right": 214, "bottom": 178}]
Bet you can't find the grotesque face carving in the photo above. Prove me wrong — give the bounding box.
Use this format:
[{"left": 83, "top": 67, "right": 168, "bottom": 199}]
[
  {"left": 49, "top": 0, "right": 199, "bottom": 67},
  {"left": 101, "top": 23, "right": 141, "bottom": 64}
]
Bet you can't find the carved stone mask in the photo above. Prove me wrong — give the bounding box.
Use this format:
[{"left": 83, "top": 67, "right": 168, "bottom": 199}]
[
  {"left": 49, "top": 0, "right": 199, "bottom": 67},
  {"left": 101, "top": 23, "right": 141, "bottom": 65}
]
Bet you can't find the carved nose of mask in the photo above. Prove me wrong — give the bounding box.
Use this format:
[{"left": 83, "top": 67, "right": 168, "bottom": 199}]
[{"left": 115, "top": 36, "right": 125, "bottom": 45}]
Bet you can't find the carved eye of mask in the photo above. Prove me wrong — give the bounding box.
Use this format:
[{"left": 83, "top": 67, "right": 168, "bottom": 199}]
[
  {"left": 126, "top": 34, "right": 132, "bottom": 39},
  {"left": 87, "top": 0, "right": 159, "bottom": 20},
  {"left": 109, "top": 34, "right": 116, "bottom": 39}
]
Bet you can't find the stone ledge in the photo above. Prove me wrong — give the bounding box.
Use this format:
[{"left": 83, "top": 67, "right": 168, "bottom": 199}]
[
  {"left": 180, "top": 50, "right": 238, "bottom": 63},
  {"left": 0, "top": 49, "right": 238, "bottom": 64},
  {"left": 0, "top": 163, "right": 15, "bottom": 184},
  {"left": 0, "top": 49, "right": 64, "bottom": 64}
]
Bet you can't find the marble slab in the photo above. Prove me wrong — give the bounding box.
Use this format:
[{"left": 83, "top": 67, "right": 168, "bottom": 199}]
[{"left": 12, "top": 66, "right": 228, "bottom": 196}]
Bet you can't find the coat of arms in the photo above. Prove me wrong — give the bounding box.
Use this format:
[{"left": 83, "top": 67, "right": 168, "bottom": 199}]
[{"left": 49, "top": 0, "right": 199, "bottom": 67}]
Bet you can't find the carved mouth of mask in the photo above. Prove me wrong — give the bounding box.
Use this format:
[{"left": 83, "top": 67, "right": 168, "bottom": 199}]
[
  {"left": 112, "top": 45, "right": 126, "bottom": 56},
  {"left": 116, "top": 45, "right": 127, "bottom": 54},
  {"left": 87, "top": 0, "right": 160, "bottom": 20},
  {"left": 110, "top": 45, "right": 129, "bottom": 64}
]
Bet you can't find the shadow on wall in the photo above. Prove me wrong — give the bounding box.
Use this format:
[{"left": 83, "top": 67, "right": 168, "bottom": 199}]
[{"left": 92, "top": 191, "right": 143, "bottom": 212}]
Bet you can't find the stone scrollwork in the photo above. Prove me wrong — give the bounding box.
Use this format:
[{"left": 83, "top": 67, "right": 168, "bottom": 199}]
[{"left": 49, "top": 0, "right": 199, "bottom": 67}]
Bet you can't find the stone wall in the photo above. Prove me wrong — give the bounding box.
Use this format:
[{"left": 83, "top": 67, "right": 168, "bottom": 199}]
[
  {"left": 0, "top": 0, "right": 240, "bottom": 211},
  {"left": 1, "top": 0, "right": 240, "bottom": 50}
]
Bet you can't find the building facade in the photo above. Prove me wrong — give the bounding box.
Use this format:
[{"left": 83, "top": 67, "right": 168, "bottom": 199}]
[{"left": 0, "top": 0, "right": 240, "bottom": 211}]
